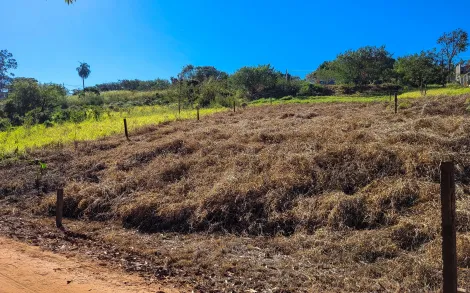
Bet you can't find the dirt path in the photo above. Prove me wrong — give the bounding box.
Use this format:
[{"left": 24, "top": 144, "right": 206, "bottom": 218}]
[{"left": 0, "top": 237, "right": 180, "bottom": 293}]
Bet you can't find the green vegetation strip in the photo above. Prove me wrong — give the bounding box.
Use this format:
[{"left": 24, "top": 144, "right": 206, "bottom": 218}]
[
  {"left": 0, "top": 106, "right": 224, "bottom": 155},
  {"left": 250, "top": 87, "right": 470, "bottom": 106}
]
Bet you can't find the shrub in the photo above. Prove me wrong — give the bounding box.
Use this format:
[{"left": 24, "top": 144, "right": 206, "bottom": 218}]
[{"left": 0, "top": 118, "right": 12, "bottom": 131}]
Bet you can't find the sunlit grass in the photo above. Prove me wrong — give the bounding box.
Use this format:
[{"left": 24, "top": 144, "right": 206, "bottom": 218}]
[
  {"left": 399, "top": 86, "right": 470, "bottom": 98},
  {"left": 250, "top": 86, "right": 470, "bottom": 106},
  {"left": 0, "top": 105, "right": 224, "bottom": 155}
]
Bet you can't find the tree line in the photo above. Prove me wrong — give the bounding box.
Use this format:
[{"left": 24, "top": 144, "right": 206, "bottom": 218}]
[
  {"left": 307, "top": 29, "right": 469, "bottom": 94},
  {"left": 0, "top": 28, "right": 468, "bottom": 131}
]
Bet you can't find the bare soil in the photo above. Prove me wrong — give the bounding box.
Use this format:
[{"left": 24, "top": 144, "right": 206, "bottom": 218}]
[{"left": 0, "top": 236, "right": 179, "bottom": 293}]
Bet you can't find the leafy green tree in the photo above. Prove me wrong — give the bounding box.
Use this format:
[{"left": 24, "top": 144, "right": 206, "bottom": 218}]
[
  {"left": 0, "top": 50, "right": 18, "bottom": 99},
  {"left": 230, "top": 65, "right": 278, "bottom": 99},
  {"left": 193, "top": 66, "right": 228, "bottom": 83},
  {"left": 309, "top": 46, "right": 395, "bottom": 86},
  {"left": 306, "top": 61, "right": 339, "bottom": 84},
  {"left": 395, "top": 50, "right": 440, "bottom": 95},
  {"left": 437, "top": 28, "right": 469, "bottom": 83},
  {"left": 76, "top": 62, "right": 91, "bottom": 90},
  {"left": 4, "top": 79, "right": 66, "bottom": 125},
  {"left": 337, "top": 46, "right": 395, "bottom": 85}
]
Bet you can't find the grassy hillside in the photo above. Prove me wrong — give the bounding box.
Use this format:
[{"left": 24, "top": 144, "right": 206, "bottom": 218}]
[
  {"left": 399, "top": 85, "right": 470, "bottom": 98},
  {"left": 67, "top": 90, "right": 173, "bottom": 106},
  {"left": 2, "top": 86, "right": 470, "bottom": 156},
  {"left": 2, "top": 94, "right": 470, "bottom": 291},
  {"left": 0, "top": 105, "right": 223, "bottom": 155}
]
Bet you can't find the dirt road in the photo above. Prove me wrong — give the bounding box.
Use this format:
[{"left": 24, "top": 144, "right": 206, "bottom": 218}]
[{"left": 0, "top": 237, "right": 179, "bottom": 293}]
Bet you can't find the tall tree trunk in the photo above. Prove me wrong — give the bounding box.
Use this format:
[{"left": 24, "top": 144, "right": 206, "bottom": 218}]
[{"left": 82, "top": 78, "right": 85, "bottom": 90}]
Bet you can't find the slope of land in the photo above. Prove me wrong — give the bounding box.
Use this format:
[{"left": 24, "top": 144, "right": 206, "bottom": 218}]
[
  {"left": 1, "top": 95, "right": 470, "bottom": 292},
  {"left": 0, "top": 236, "right": 179, "bottom": 293}
]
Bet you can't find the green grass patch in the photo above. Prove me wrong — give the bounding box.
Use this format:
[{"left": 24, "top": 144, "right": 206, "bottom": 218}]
[
  {"left": 250, "top": 86, "right": 470, "bottom": 106},
  {"left": 399, "top": 86, "right": 470, "bottom": 99},
  {"left": 0, "top": 105, "right": 224, "bottom": 155}
]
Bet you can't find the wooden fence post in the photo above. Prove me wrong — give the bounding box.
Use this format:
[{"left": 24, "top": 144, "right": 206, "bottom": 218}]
[
  {"left": 441, "top": 161, "right": 457, "bottom": 293},
  {"left": 123, "top": 118, "right": 129, "bottom": 140},
  {"left": 394, "top": 92, "right": 398, "bottom": 114},
  {"left": 233, "top": 100, "right": 236, "bottom": 112},
  {"left": 56, "top": 188, "right": 64, "bottom": 229},
  {"left": 196, "top": 106, "right": 200, "bottom": 121}
]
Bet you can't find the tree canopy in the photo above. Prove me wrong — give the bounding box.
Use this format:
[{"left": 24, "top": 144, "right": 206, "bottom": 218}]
[
  {"left": 395, "top": 50, "right": 440, "bottom": 93},
  {"left": 4, "top": 79, "right": 67, "bottom": 125},
  {"left": 0, "top": 50, "right": 18, "bottom": 99},
  {"left": 437, "top": 28, "right": 469, "bottom": 82},
  {"left": 309, "top": 46, "right": 395, "bottom": 86},
  {"left": 230, "top": 65, "right": 278, "bottom": 99}
]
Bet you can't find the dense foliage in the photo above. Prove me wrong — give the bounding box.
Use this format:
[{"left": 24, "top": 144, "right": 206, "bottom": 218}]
[
  {"left": 395, "top": 50, "right": 441, "bottom": 93},
  {"left": 308, "top": 46, "right": 395, "bottom": 86},
  {"left": 94, "top": 79, "right": 171, "bottom": 92}
]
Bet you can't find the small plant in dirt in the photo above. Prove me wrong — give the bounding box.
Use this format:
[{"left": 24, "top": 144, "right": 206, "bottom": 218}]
[{"left": 34, "top": 159, "right": 47, "bottom": 195}]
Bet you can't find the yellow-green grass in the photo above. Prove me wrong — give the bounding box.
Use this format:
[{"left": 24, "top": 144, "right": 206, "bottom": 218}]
[
  {"left": 0, "top": 105, "right": 224, "bottom": 155},
  {"left": 251, "top": 87, "right": 470, "bottom": 106},
  {"left": 66, "top": 90, "right": 173, "bottom": 106},
  {"left": 399, "top": 86, "right": 470, "bottom": 98}
]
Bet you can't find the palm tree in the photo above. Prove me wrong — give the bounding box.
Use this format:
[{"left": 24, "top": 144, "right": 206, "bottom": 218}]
[
  {"left": 76, "top": 62, "right": 91, "bottom": 90},
  {"left": 65, "top": 0, "right": 75, "bottom": 4}
]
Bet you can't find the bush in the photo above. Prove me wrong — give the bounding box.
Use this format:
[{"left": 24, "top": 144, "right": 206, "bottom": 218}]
[
  {"left": 0, "top": 118, "right": 12, "bottom": 131},
  {"left": 326, "top": 84, "right": 402, "bottom": 96},
  {"left": 83, "top": 93, "right": 104, "bottom": 106},
  {"left": 298, "top": 82, "right": 332, "bottom": 96}
]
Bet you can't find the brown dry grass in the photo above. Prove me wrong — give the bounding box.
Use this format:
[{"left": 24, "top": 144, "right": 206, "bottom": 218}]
[{"left": 2, "top": 95, "right": 470, "bottom": 291}]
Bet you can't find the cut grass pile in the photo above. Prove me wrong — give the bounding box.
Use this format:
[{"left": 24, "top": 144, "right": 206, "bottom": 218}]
[
  {"left": 2, "top": 95, "right": 470, "bottom": 291},
  {"left": 0, "top": 105, "right": 224, "bottom": 155}
]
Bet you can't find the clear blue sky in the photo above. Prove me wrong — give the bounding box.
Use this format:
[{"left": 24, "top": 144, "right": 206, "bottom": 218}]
[{"left": 3, "top": 0, "right": 470, "bottom": 90}]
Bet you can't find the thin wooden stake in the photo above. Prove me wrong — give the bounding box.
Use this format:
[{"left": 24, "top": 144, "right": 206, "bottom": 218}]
[
  {"left": 441, "top": 161, "right": 457, "bottom": 293},
  {"left": 196, "top": 106, "right": 200, "bottom": 121},
  {"left": 394, "top": 92, "right": 398, "bottom": 114},
  {"left": 233, "top": 100, "right": 236, "bottom": 112},
  {"left": 123, "top": 118, "right": 129, "bottom": 140},
  {"left": 56, "top": 188, "right": 64, "bottom": 229}
]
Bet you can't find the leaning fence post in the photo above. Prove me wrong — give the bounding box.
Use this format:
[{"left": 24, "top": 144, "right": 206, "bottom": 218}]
[
  {"left": 441, "top": 161, "right": 457, "bottom": 293},
  {"left": 123, "top": 118, "right": 129, "bottom": 140},
  {"left": 394, "top": 92, "right": 398, "bottom": 114},
  {"left": 56, "top": 188, "right": 64, "bottom": 229}
]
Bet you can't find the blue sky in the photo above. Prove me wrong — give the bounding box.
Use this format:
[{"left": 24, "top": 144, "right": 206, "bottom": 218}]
[{"left": 3, "top": 0, "right": 470, "bottom": 90}]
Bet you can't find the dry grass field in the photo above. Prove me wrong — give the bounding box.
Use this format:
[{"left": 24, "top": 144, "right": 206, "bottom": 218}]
[{"left": 2, "top": 95, "right": 470, "bottom": 292}]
